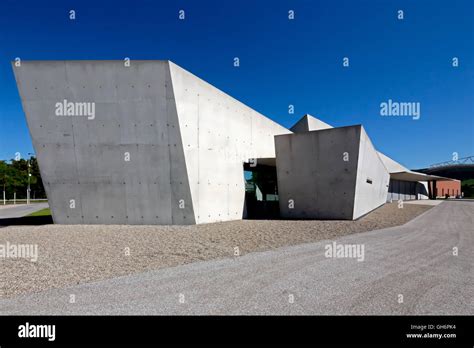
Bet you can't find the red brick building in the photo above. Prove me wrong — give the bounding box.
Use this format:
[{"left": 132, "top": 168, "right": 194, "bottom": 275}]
[{"left": 429, "top": 180, "right": 462, "bottom": 198}]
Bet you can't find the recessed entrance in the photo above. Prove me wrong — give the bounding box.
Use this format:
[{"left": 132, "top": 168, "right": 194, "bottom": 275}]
[{"left": 243, "top": 158, "right": 280, "bottom": 219}]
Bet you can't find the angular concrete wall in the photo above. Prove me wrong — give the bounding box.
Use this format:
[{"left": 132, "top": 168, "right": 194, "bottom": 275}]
[
  {"left": 13, "top": 61, "right": 195, "bottom": 224},
  {"left": 13, "top": 60, "right": 290, "bottom": 225},
  {"left": 275, "top": 126, "right": 361, "bottom": 220},
  {"left": 275, "top": 125, "right": 389, "bottom": 220},
  {"left": 168, "top": 62, "right": 290, "bottom": 224},
  {"left": 353, "top": 127, "right": 390, "bottom": 218}
]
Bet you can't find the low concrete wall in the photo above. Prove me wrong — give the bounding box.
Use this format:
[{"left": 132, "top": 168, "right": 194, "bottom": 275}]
[
  {"left": 275, "top": 125, "right": 389, "bottom": 220},
  {"left": 275, "top": 126, "right": 361, "bottom": 220}
]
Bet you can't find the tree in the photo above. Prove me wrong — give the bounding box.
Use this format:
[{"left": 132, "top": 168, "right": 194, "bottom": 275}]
[
  {"left": 0, "top": 161, "right": 11, "bottom": 193},
  {"left": 0, "top": 157, "right": 47, "bottom": 200}
]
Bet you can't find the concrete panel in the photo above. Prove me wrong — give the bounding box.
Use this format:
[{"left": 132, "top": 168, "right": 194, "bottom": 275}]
[
  {"left": 353, "top": 127, "right": 390, "bottom": 219},
  {"left": 276, "top": 125, "right": 389, "bottom": 220},
  {"left": 275, "top": 126, "right": 361, "bottom": 220},
  {"left": 46, "top": 183, "right": 83, "bottom": 224},
  {"left": 80, "top": 182, "right": 127, "bottom": 224},
  {"left": 13, "top": 60, "right": 195, "bottom": 225}
]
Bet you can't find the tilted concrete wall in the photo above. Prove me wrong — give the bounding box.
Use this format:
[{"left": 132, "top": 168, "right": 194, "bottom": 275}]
[
  {"left": 353, "top": 127, "right": 390, "bottom": 218},
  {"left": 13, "top": 60, "right": 195, "bottom": 224},
  {"left": 275, "top": 126, "right": 362, "bottom": 220},
  {"left": 169, "top": 62, "right": 290, "bottom": 224},
  {"left": 275, "top": 125, "right": 389, "bottom": 220},
  {"left": 13, "top": 60, "right": 290, "bottom": 225}
]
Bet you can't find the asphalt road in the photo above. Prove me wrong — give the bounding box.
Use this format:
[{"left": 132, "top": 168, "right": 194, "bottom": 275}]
[
  {"left": 0, "top": 203, "right": 49, "bottom": 219},
  {"left": 1, "top": 201, "right": 472, "bottom": 315}
]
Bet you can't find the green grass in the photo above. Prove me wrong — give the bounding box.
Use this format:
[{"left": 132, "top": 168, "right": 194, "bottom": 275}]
[{"left": 27, "top": 208, "right": 51, "bottom": 217}]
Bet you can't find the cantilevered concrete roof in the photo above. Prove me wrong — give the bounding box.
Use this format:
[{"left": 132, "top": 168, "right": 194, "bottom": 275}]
[
  {"left": 377, "top": 152, "right": 456, "bottom": 181},
  {"left": 390, "top": 171, "right": 457, "bottom": 182}
]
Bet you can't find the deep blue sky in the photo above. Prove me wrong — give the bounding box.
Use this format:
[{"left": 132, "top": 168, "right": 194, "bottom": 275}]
[{"left": 0, "top": 0, "right": 473, "bottom": 168}]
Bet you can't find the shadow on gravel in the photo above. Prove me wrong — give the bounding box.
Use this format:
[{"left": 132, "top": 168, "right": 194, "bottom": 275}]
[{"left": 0, "top": 215, "right": 53, "bottom": 227}]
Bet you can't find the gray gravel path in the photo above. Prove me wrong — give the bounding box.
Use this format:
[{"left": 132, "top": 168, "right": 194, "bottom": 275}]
[{"left": 0, "top": 201, "right": 472, "bottom": 315}]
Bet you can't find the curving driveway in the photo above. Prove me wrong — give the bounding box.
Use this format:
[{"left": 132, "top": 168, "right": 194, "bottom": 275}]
[{"left": 0, "top": 201, "right": 472, "bottom": 315}]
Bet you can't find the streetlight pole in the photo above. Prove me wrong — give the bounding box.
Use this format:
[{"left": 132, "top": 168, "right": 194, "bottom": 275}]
[
  {"left": 1, "top": 159, "right": 7, "bottom": 205},
  {"left": 27, "top": 152, "right": 33, "bottom": 205}
]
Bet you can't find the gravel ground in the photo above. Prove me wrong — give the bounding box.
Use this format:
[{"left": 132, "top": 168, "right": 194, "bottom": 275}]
[{"left": 0, "top": 202, "right": 431, "bottom": 298}]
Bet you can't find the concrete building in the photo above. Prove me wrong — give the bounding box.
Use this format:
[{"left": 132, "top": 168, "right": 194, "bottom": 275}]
[
  {"left": 13, "top": 60, "right": 289, "bottom": 225},
  {"left": 376, "top": 151, "right": 458, "bottom": 201},
  {"left": 12, "top": 60, "right": 457, "bottom": 224},
  {"left": 275, "top": 122, "right": 389, "bottom": 220},
  {"left": 275, "top": 114, "right": 455, "bottom": 219}
]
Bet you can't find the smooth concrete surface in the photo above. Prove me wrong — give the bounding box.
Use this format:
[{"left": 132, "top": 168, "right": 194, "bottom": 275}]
[
  {"left": 275, "top": 125, "right": 389, "bottom": 220},
  {"left": 1, "top": 201, "right": 472, "bottom": 315},
  {"left": 13, "top": 61, "right": 194, "bottom": 225},
  {"left": 353, "top": 127, "right": 390, "bottom": 218},
  {"left": 13, "top": 60, "right": 290, "bottom": 225},
  {"left": 0, "top": 203, "right": 49, "bottom": 219},
  {"left": 168, "top": 62, "right": 290, "bottom": 224}
]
